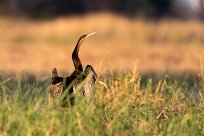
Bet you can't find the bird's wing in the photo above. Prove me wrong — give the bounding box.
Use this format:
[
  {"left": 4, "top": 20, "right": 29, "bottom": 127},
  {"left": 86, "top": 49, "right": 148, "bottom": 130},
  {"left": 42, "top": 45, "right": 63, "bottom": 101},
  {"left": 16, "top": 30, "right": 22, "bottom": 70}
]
[
  {"left": 52, "top": 67, "right": 58, "bottom": 78},
  {"left": 83, "top": 65, "right": 97, "bottom": 96},
  {"left": 84, "top": 65, "right": 97, "bottom": 81},
  {"left": 52, "top": 81, "right": 64, "bottom": 98},
  {"left": 51, "top": 68, "right": 65, "bottom": 98}
]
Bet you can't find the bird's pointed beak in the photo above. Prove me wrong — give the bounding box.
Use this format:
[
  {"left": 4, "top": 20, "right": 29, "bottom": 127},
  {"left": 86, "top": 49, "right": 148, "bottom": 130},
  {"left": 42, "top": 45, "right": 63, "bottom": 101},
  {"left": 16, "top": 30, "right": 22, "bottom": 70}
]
[{"left": 86, "top": 32, "right": 96, "bottom": 38}]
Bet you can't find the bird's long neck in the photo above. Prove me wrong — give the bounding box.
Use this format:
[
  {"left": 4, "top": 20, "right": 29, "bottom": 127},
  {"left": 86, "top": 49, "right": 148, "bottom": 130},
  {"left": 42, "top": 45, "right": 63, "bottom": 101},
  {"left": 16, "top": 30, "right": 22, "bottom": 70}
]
[{"left": 72, "top": 37, "right": 84, "bottom": 72}]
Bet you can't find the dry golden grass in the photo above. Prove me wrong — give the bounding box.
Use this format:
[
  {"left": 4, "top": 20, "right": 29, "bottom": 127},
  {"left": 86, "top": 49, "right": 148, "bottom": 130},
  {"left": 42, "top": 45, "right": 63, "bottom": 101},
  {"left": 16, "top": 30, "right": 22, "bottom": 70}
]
[{"left": 0, "top": 13, "right": 204, "bottom": 75}]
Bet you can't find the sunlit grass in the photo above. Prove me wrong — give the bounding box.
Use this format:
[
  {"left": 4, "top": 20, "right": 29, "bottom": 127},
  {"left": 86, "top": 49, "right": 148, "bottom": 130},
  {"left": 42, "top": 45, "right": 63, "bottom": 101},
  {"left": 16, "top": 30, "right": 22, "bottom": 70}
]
[{"left": 0, "top": 70, "right": 204, "bottom": 135}]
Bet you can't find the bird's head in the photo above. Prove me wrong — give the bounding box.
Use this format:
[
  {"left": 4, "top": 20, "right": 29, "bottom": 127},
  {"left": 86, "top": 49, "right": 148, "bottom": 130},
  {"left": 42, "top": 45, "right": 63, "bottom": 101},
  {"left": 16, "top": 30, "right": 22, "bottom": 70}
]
[{"left": 78, "top": 32, "right": 96, "bottom": 43}]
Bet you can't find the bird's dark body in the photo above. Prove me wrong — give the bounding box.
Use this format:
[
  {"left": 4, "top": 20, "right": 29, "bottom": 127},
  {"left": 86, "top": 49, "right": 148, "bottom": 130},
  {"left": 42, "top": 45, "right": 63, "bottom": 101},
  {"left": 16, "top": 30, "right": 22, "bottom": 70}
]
[{"left": 51, "top": 33, "right": 97, "bottom": 106}]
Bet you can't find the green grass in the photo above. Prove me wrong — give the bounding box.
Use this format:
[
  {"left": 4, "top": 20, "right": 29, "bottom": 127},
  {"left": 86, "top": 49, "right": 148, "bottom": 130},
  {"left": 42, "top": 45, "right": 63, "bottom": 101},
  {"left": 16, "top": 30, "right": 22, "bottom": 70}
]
[{"left": 0, "top": 71, "right": 204, "bottom": 136}]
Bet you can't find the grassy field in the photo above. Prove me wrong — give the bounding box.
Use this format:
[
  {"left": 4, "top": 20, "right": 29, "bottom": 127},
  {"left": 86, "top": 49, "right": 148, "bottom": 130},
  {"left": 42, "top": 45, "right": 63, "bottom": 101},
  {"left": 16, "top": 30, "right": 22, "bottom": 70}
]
[
  {"left": 0, "top": 71, "right": 204, "bottom": 135},
  {"left": 0, "top": 14, "right": 204, "bottom": 135}
]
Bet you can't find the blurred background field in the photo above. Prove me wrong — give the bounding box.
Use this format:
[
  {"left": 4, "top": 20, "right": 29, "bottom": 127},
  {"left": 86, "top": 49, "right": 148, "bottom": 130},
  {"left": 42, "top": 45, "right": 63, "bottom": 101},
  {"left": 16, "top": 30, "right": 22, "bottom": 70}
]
[{"left": 0, "top": 14, "right": 204, "bottom": 75}]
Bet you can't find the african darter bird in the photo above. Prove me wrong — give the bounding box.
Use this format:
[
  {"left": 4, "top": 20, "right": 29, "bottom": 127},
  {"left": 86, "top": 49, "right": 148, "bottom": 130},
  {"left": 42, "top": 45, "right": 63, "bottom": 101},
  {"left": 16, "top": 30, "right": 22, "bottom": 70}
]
[{"left": 51, "top": 32, "right": 97, "bottom": 105}]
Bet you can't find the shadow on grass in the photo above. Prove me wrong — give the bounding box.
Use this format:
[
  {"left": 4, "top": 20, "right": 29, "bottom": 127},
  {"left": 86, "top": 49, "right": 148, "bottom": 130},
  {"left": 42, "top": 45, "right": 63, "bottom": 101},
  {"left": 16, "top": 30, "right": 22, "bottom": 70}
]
[{"left": 0, "top": 70, "right": 203, "bottom": 100}]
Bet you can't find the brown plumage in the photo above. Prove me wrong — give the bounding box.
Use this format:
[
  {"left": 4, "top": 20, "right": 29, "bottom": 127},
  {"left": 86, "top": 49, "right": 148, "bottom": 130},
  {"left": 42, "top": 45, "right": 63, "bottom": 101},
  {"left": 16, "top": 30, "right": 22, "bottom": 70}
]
[{"left": 51, "top": 32, "right": 97, "bottom": 105}]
